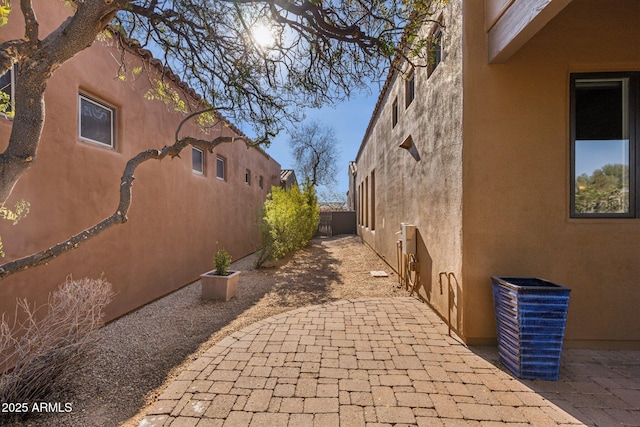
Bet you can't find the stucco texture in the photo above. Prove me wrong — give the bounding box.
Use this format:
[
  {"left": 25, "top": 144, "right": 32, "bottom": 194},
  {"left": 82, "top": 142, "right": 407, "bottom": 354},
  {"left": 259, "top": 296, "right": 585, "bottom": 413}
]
[
  {"left": 0, "top": 2, "right": 280, "bottom": 322},
  {"left": 462, "top": 0, "right": 640, "bottom": 347},
  {"left": 356, "top": 1, "right": 464, "bottom": 335}
]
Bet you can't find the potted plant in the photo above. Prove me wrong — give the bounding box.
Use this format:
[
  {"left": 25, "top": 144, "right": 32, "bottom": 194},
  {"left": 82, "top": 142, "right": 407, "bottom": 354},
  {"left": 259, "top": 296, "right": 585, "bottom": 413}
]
[{"left": 201, "top": 248, "right": 240, "bottom": 301}]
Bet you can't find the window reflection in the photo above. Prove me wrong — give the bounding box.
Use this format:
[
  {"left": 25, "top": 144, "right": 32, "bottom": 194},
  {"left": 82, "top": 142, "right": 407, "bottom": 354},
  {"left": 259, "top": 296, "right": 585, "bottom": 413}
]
[{"left": 573, "top": 78, "right": 630, "bottom": 214}]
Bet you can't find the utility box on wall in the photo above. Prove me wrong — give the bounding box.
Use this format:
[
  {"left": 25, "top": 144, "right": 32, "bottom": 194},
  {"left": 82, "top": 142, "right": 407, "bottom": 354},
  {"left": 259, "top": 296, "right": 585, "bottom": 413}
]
[{"left": 401, "top": 223, "right": 416, "bottom": 255}]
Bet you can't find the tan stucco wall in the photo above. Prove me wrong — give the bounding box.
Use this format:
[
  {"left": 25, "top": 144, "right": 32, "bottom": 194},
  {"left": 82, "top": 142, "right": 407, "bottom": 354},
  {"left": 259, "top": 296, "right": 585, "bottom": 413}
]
[
  {"left": 0, "top": 2, "right": 281, "bottom": 322},
  {"left": 462, "top": 0, "right": 640, "bottom": 348},
  {"left": 356, "top": 0, "right": 463, "bottom": 331}
]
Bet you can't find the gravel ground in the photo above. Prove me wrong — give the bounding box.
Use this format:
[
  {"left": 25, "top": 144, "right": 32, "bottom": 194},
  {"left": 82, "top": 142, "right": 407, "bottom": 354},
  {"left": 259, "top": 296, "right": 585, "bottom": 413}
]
[{"left": 6, "top": 235, "right": 406, "bottom": 427}]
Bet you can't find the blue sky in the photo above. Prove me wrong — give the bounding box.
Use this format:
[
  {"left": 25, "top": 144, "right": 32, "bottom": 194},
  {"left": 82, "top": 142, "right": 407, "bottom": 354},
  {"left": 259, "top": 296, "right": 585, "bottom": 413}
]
[{"left": 264, "top": 91, "right": 379, "bottom": 200}]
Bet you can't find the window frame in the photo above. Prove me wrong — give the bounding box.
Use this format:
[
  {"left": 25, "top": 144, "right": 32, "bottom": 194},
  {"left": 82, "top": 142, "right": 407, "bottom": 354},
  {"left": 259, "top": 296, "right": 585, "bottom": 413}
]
[
  {"left": 192, "top": 146, "right": 205, "bottom": 175},
  {"left": 392, "top": 96, "right": 398, "bottom": 128},
  {"left": 78, "top": 93, "right": 116, "bottom": 148},
  {"left": 216, "top": 155, "right": 227, "bottom": 181},
  {"left": 405, "top": 70, "right": 415, "bottom": 108},
  {"left": 245, "top": 168, "right": 251, "bottom": 185},
  {"left": 428, "top": 25, "right": 443, "bottom": 77},
  {"left": 570, "top": 71, "right": 638, "bottom": 218}
]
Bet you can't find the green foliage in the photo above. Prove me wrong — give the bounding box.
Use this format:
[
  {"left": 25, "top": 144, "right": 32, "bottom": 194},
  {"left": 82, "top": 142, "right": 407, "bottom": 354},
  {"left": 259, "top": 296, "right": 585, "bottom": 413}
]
[
  {"left": 214, "top": 247, "right": 232, "bottom": 276},
  {"left": 256, "top": 182, "right": 320, "bottom": 267},
  {"left": 575, "top": 163, "right": 629, "bottom": 214},
  {"left": 0, "top": 200, "right": 30, "bottom": 257},
  {"left": 0, "top": 90, "right": 13, "bottom": 118},
  {"left": 144, "top": 79, "right": 188, "bottom": 113},
  {"left": 0, "top": 0, "right": 10, "bottom": 27}
]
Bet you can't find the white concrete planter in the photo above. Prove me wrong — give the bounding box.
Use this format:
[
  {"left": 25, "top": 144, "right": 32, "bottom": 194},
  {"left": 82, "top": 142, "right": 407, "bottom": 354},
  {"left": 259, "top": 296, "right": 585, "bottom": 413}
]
[{"left": 200, "top": 270, "right": 240, "bottom": 301}]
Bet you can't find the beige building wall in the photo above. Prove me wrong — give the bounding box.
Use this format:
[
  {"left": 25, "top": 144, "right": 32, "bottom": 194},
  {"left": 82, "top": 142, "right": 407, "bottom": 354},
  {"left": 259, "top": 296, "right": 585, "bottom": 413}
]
[
  {"left": 463, "top": 0, "right": 640, "bottom": 347},
  {"left": 356, "top": 0, "right": 463, "bottom": 331},
  {"left": 357, "top": 0, "right": 640, "bottom": 348},
  {"left": 0, "top": 3, "right": 281, "bottom": 322}
]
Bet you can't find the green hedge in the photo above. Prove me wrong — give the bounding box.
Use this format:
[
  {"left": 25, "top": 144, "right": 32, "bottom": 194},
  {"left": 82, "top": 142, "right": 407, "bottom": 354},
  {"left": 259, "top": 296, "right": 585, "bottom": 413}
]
[{"left": 256, "top": 182, "right": 319, "bottom": 267}]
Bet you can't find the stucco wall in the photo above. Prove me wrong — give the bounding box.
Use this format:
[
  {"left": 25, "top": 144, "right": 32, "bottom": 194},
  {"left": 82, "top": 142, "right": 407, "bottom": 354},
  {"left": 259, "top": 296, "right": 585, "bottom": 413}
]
[
  {"left": 462, "top": 0, "right": 640, "bottom": 347},
  {"left": 356, "top": 0, "right": 463, "bottom": 331},
  {"left": 0, "top": 2, "right": 281, "bottom": 322}
]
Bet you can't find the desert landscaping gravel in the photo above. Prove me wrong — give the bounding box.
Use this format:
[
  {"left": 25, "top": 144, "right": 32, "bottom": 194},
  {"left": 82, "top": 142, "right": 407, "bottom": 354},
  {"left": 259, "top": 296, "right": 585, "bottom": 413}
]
[{"left": 7, "top": 235, "right": 406, "bottom": 427}]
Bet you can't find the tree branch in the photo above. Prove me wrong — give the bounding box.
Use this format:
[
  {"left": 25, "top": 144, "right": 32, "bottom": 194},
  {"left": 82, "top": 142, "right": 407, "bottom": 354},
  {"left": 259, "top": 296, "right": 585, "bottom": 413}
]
[
  {"left": 20, "top": 0, "right": 38, "bottom": 44},
  {"left": 0, "top": 125, "right": 242, "bottom": 281}
]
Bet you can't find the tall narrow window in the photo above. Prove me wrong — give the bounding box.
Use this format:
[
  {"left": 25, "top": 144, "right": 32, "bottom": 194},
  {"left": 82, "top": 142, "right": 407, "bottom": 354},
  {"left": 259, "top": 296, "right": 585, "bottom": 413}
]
[
  {"left": 216, "top": 156, "right": 226, "bottom": 180},
  {"left": 365, "top": 176, "right": 369, "bottom": 228},
  {"left": 571, "top": 73, "right": 635, "bottom": 217},
  {"left": 0, "top": 65, "right": 15, "bottom": 116},
  {"left": 428, "top": 26, "right": 443, "bottom": 77},
  {"left": 245, "top": 169, "right": 251, "bottom": 185},
  {"left": 359, "top": 182, "right": 364, "bottom": 226},
  {"left": 79, "top": 94, "right": 115, "bottom": 148},
  {"left": 392, "top": 97, "right": 398, "bottom": 128},
  {"left": 192, "top": 147, "right": 204, "bottom": 175},
  {"left": 259, "top": 175, "right": 264, "bottom": 189},
  {"left": 370, "top": 170, "right": 376, "bottom": 231},
  {"left": 405, "top": 70, "right": 415, "bottom": 108}
]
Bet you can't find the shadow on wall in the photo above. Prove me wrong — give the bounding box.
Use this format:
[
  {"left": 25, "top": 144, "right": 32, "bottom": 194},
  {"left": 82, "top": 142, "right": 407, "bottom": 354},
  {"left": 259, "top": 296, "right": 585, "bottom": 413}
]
[
  {"left": 412, "top": 228, "right": 462, "bottom": 338},
  {"left": 415, "top": 229, "right": 433, "bottom": 301}
]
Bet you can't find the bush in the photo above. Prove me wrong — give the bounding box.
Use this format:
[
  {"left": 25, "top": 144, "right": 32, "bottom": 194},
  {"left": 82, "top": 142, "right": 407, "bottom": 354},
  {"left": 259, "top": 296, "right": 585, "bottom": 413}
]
[
  {"left": 214, "top": 248, "right": 231, "bottom": 276},
  {"left": 256, "top": 182, "right": 320, "bottom": 267},
  {"left": 0, "top": 277, "right": 113, "bottom": 414}
]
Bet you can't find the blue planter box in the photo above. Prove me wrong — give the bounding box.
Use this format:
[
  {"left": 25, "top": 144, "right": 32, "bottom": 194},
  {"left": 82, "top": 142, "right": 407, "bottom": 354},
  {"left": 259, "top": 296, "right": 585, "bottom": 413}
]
[{"left": 491, "top": 277, "right": 571, "bottom": 381}]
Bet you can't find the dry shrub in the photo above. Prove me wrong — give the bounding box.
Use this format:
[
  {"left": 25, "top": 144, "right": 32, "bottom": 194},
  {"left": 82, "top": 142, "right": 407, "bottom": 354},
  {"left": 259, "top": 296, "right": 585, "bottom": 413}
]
[{"left": 0, "top": 277, "right": 113, "bottom": 407}]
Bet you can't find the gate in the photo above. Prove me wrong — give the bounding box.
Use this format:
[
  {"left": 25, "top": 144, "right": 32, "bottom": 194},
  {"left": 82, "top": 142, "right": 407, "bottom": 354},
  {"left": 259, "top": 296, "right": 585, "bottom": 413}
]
[{"left": 317, "top": 211, "right": 356, "bottom": 237}]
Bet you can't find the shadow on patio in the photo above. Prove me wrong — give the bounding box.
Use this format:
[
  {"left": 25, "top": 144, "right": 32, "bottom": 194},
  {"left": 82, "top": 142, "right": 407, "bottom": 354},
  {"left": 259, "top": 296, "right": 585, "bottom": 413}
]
[{"left": 470, "top": 345, "right": 640, "bottom": 426}]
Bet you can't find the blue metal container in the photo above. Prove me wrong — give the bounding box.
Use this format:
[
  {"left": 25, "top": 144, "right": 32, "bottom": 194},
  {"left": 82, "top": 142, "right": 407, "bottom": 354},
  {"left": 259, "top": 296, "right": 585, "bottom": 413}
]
[{"left": 491, "top": 277, "right": 571, "bottom": 381}]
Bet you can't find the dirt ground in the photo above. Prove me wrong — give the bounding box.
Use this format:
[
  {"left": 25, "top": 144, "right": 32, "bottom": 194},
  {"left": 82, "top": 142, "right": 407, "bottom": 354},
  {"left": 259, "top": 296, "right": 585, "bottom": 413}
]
[{"left": 7, "top": 235, "right": 407, "bottom": 427}]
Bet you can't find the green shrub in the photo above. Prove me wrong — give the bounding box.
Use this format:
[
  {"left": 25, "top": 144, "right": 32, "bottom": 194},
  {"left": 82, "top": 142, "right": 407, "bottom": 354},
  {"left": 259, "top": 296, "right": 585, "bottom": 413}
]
[
  {"left": 214, "top": 247, "right": 232, "bottom": 276},
  {"left": 256, "top": 182, "right": 319, "bottom": 267}
]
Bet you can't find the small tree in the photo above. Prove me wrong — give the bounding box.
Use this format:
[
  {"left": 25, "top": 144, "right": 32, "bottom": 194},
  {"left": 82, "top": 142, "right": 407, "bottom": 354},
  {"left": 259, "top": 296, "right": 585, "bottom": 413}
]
[
  {"left": 289, "top": 121, "right": 340, "bottom": 188},
  {"left": 256, "top": 182, "right": 319, "bottom": 267}
]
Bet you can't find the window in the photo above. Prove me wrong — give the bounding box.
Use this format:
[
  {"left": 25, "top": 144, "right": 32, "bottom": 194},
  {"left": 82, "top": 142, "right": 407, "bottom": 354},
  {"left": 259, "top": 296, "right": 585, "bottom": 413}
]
[
  {"left": 370, "top": 170, "right": 376, "bottom": 231},
  {"left": 192, "top": 147, "right": 204, "bottom": 175},
  {"left": 392, "top": 97, "right": 398, "bottom": 128},
  {"left": 571, "top": 72, "right": 636, "bottom": 217},
  {"left": 405, "top": 70, "right": 415, "bottom": 108},
  {"left": 0, "top": 65, "right": 15, "bottom": 116},
  {"left": 259, "top": 175, "right": 264, "bottom": 189},
  {"left": 79, "top": 94, "right": 115, "bottom": 147},
  {"left": 216, "top": 156, "right": 226, "bottom": 180},
  {"left": 245, "top": 169, "right": 251, "bottom": 185},
  {"left": 428, "top": 26, "right": 443, "bottom": 77},
  {"left": 365, "top": 176, "right": 369, "bottom": 228}
]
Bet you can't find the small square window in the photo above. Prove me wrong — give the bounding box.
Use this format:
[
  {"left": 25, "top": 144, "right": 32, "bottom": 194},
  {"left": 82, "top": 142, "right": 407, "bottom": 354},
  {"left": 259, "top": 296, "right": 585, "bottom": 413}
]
[
  {"left": 216, "top": 156, "right": 226, "bottom": 180},
  {"left": 245, "top": 169, "right": 251, "bottom": 185},
  {"left": 259, "top": 175, "right": 264, "bottom": 189},
  {"left": 405, "top": 70, "right": 415, "bottom": 108},
  {"left": 0, "top": 65, "right": 15, "bottom": 116},
  {"left": 192, "top": 147, "right": 204, "bottom": 175},
  {"left": 392, "top": 97, "right": 398, "bottom": 128},
  {"left": 79, "top": 94, "right": 115, "bottom": 147}
]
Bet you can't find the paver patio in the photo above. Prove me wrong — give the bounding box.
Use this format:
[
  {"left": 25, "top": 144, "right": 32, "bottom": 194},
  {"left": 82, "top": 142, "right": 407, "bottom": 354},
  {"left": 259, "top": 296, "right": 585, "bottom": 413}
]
[{"left": 136, "top": 297, "right": 640, "bottom": 427}]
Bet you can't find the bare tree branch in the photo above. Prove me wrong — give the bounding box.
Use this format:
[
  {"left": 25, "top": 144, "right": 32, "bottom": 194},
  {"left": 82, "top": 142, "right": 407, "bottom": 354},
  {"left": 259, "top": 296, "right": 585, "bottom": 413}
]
[{"left": 0, "top": 112, "right": 243, "bottom": 280}]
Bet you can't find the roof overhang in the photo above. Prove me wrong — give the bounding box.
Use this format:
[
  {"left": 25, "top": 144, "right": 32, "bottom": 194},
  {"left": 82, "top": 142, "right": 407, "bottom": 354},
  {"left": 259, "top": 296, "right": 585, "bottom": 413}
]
[{"left": 486, "top": 0, "right": 573, "bottom": 64}]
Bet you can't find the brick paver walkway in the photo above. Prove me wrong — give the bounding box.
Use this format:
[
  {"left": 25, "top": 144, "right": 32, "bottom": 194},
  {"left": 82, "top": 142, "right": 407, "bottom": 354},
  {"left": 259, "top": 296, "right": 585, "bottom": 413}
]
[{"left": 137, "top": 297, "right": 639, "bottom": 427}]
